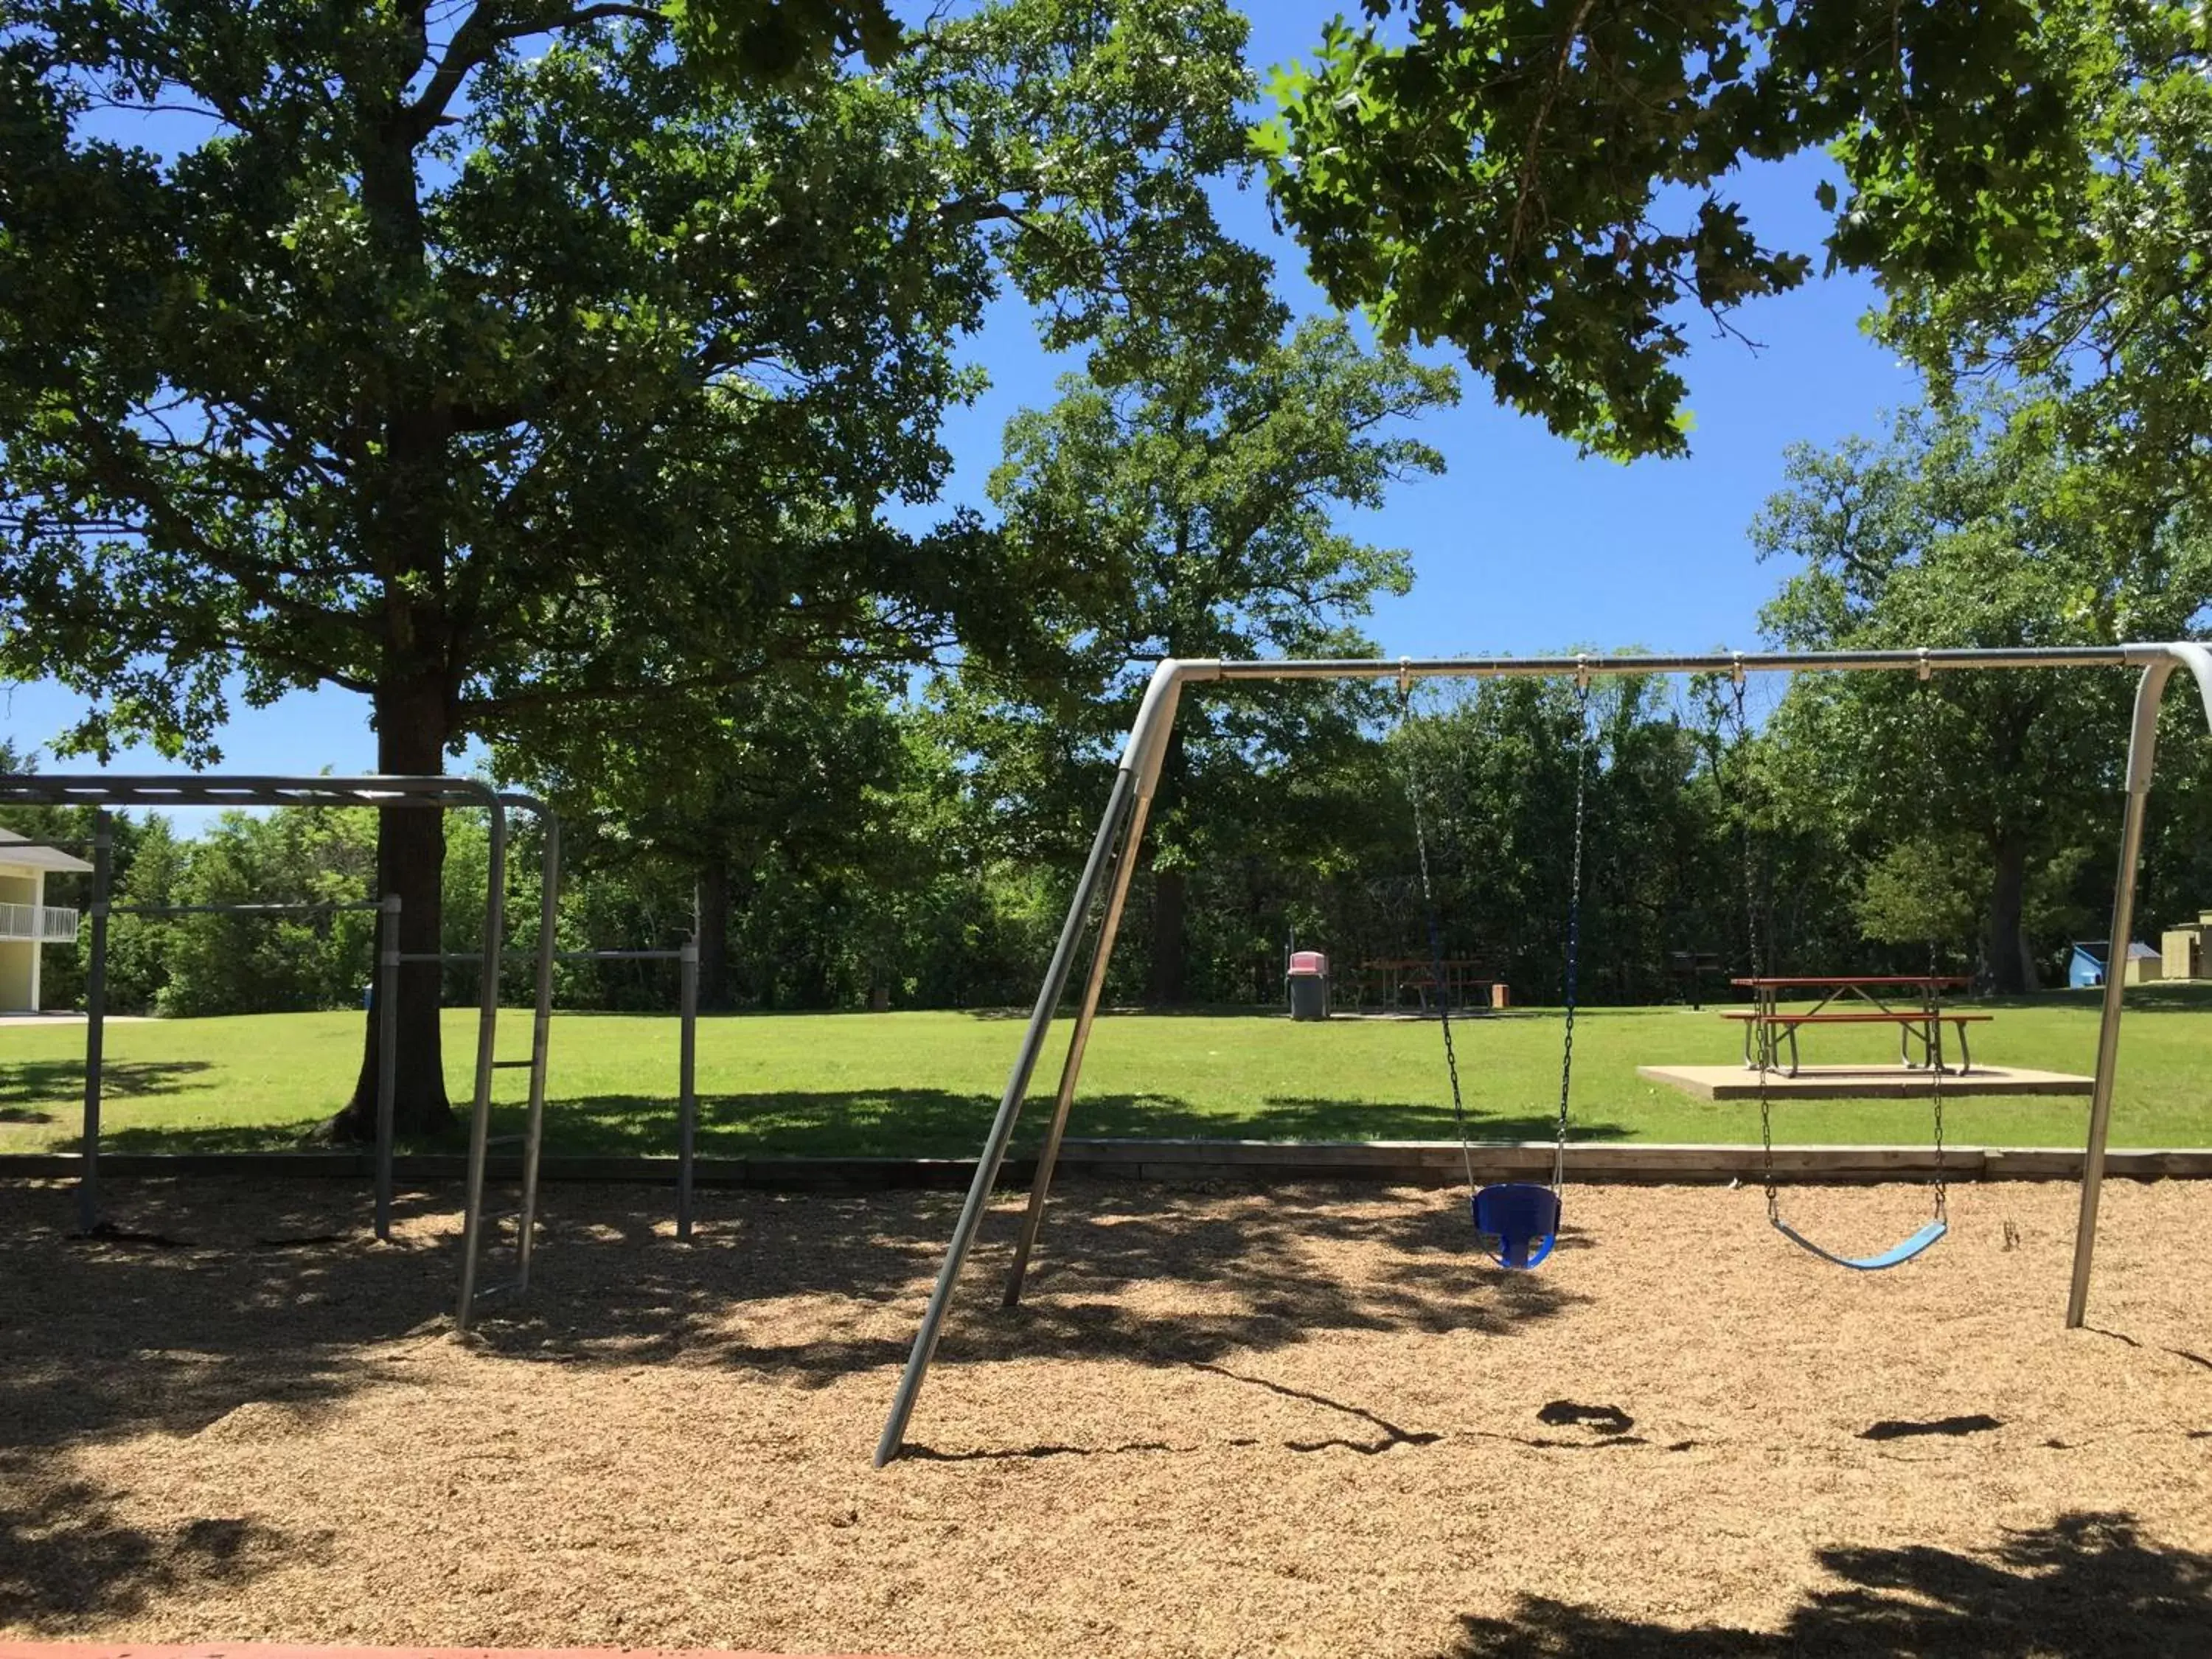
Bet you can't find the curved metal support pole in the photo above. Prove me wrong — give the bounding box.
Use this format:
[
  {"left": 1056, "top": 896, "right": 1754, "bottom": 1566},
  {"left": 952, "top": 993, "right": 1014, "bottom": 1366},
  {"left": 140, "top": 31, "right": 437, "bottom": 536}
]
[
  {"left": 871, "top": 767, "right": 1138, "bottom": 1466},
  {"left": 872, "top": 664, "right": 1194, "bottom": 1469},
  {"left": 1001, "top": 788, "right": 1156, "bottom": 1306},
  {"left": 873, "top": 665, "right": 1188, "bottom": 1466},
  {"left": 2066, "top": 658, "right": 2180, "bottom": 1327}
]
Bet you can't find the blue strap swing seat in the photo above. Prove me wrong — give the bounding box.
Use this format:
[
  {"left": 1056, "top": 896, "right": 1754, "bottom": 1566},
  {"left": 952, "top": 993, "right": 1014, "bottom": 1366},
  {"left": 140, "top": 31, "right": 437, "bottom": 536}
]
[
  {"left": 1771, "top": 1212, "right": 1947, "bottom": 1271},
  {"left": 1732, "top": 667, "right": 1949, "bottom": 1273}
]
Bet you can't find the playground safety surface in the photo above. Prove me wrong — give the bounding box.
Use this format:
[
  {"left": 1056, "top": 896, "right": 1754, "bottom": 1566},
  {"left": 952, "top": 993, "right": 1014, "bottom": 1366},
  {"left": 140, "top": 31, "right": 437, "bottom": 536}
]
[{"left": 4, "top": 1175, "right": 2208, "bottom": 1657}]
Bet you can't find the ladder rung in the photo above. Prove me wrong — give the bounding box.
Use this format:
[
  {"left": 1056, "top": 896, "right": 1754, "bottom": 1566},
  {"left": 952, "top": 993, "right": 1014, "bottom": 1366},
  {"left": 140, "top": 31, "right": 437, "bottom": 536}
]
[
  {"left": 485, "top": 1207, "right": 526, "bottom": 1222},
  {"left": 471, "top": 1279, "right": 521, "bottom": 1302},
  {"left": 486, "top": 1133, "right": 526, "bottom": 1147},
  {"left": 490, "top": 1059, "right": 535, "bottom": 1070}
]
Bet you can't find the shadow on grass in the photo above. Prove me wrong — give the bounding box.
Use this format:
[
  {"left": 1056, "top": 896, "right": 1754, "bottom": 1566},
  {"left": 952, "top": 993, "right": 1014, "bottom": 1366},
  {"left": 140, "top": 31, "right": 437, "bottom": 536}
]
[
  {"left": 1974, "top": 984, "right": 2212, "bottom": 1015},
  {"left": 84, "top": 1088, "right": 1638, "bottom": 1160},
  {"left": 1439, "top": 1511, "right": 2211, "bottom": 1657},
  {"left": 1, "top": 1059, "right": 211, "bottom": 1110}
]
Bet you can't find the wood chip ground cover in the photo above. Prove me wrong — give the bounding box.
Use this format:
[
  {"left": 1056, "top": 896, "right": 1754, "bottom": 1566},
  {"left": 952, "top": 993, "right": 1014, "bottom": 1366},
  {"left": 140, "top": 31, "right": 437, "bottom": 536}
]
[{"left": 2, "top": 1175, "right": 2208, "bottom": 1656}]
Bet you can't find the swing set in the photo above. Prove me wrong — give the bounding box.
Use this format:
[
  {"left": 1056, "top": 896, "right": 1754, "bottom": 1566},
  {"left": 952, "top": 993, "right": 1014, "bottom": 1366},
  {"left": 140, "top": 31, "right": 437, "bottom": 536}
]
[
  {"left": 872, "top": 644, "right": 2212, "bottom": 1467},
  {"left": 1401, "top": 656, "right": 1952, "bottom": 1274}
]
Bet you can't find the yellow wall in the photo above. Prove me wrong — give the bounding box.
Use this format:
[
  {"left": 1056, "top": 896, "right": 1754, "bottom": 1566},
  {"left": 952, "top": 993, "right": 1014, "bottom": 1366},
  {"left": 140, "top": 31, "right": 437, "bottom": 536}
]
[
  {"left": 0, "top": 869, "right": 47, "bottom": 1007},
  {"left": 0, "top": 941, "right": 33, "bottom": 1009}
]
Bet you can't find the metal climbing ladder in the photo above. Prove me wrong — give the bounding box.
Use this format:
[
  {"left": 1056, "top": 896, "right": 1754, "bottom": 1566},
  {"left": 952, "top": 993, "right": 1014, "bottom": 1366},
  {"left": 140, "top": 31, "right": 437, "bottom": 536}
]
[
  {"left": 453, "top": 793, "right": 557, "bottom": 1329},
  {"left": 451, "top": 795, "right": 703, "bottom": 1329}
]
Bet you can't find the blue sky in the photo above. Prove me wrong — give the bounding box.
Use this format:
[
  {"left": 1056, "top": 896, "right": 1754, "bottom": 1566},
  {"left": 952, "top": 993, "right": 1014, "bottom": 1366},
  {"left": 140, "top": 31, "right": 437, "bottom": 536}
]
[{"left": 1, "top": 2, "right": 1916, "bottom": 779}]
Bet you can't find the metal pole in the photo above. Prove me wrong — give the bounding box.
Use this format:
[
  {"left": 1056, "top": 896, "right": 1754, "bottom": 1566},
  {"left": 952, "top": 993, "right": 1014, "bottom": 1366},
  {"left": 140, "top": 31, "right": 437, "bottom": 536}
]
[
  {"left": 2066, "top": 661, "right": 2172, "bottom": 1327},
  {"left": 77, "top": 811, "right": 112, "bottom": 1236},
  {"left": 678, "top": 939, "right": 699, "bottom": 1242},
  {"left": 1001, "top": 787, "right": 1157, "bottom": 1306},
  {"left": 874, "top": 662, "right": 1185, "bottom": 1466},
  {"left": 374, "top": 893, "right": 401, "bottom": 1242},
  {"left": 455, "top": 799, "right": 509, "bottom": 1329},
  {"left": 872, "top": 767, "right": 1142, "bottom": 1467},
  {"left": 517, "top": 808, "right": 559, "bottom": 1289}
]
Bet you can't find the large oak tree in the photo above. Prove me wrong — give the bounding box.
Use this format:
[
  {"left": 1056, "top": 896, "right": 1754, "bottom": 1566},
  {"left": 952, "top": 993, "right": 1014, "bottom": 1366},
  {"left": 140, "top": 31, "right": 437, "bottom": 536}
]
[{"left": 0, "top": 0, "right": 1268, "bottom": 1132}]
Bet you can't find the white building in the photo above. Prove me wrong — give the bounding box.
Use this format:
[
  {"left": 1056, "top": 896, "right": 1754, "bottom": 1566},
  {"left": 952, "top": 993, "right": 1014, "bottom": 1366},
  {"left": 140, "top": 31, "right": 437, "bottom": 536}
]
[{"left": 0, "top": 827, "right": 91, "bottom": 1012}]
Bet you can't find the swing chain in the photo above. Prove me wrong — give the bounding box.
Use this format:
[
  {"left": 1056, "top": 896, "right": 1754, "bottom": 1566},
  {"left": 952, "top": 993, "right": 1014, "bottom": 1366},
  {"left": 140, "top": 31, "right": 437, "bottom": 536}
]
[
  {"left": 1399, "top": 682, "right": 1478, "bottom": 1195},
  {"left": 1552, "top": 676, "right": 1591, "bottom": 1188},
  {"left": 1733, "top": 672, "right": 1779, "bottom": 1222},
  {"left": 1919, "top": 665, "right": 1948, "bottom": 1222}
]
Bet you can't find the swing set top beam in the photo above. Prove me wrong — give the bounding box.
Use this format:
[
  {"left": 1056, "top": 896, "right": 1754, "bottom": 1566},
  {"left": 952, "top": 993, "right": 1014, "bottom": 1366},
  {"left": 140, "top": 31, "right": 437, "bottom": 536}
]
[{"left": 1184, "top": 644, "right": 2154, "bottom": 683}]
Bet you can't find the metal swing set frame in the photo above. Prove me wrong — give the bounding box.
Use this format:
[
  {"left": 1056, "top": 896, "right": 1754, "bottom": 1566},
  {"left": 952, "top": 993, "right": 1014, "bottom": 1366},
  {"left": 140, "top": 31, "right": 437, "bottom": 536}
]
[{"left": 874, "top": 641, "right": 2212, "bottom": 1467}]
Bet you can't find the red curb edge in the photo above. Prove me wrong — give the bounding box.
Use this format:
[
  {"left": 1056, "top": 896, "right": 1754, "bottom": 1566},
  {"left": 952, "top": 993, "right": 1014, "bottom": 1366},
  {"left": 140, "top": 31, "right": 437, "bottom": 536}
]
[{"left": 0, "top": 1646, "right": 914, "bottom": 1659}]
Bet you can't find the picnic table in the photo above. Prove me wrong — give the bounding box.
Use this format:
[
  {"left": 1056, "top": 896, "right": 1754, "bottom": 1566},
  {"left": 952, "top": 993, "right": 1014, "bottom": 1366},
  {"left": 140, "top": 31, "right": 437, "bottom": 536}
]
[
  {"left": 1354, "top": 957, "right": 1503, "bottom": 1012},
  {"left": 1725, "top": 974, "right": 1984, "bottom": 1078}
]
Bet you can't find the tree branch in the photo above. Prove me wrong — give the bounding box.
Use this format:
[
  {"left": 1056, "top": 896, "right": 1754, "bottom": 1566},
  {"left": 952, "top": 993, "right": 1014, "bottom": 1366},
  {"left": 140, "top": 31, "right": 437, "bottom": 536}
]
[{"left": 406, "top": 1, "right": 666, "bottom": 136}]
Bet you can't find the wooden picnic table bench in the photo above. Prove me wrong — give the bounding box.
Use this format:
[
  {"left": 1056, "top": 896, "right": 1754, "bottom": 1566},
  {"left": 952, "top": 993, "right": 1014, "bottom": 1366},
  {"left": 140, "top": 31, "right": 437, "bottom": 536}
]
[
  {"left": 1722, "top": 1009, "right": 1993, "bottom": 1077},
  {"left": 1353, "top": 957, "right": 1503, "bottom": 1012},
  {"left": 1727, "top": 973, "right": 1982, "bottom": 1077}
]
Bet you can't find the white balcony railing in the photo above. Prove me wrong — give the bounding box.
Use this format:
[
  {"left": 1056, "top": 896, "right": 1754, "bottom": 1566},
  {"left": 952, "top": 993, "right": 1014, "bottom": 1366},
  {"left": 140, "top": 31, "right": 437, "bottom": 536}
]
[{"left": 0, "top": 902, "right": 80, "bottom": 942}]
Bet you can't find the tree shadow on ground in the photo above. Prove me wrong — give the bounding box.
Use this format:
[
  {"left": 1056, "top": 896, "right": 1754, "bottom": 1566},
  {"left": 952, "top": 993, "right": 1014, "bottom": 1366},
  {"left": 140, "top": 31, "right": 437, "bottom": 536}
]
[
  {"left": 1, "top": 1059, "right": 210, "bottom": 1110},
  {"left": 0, "top": 1171, "right": 1571, "bottom": 1455},
  {"left": 1440, "top": 1511, "right": 2211, "bottom": 1657},
  {"left": 0, "top": 1167, "right": 1578, "bottom": 1618},
  {"left": 505, "top": 1088, "right": 1627, "bottom": 1159},
  {"left": 77, "top": 1088, "right": 1634, "bottom": 1158},
  {"left": 0, "top": 1482, "right": 300, "bottom": 1629},
  {"left": 1980, "top": 984, "right": 2212, "bottom": 1015}
]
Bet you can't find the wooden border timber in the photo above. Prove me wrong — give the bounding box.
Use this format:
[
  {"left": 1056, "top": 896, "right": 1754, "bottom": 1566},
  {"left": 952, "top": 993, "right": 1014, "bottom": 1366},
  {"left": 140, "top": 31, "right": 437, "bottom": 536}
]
[
  {"left": 1053, "top": 1138, "right": 2212, "bottom": 1183},
  {"left": 6, "top": 1141, "right": 2211, "bottom": 1191}
]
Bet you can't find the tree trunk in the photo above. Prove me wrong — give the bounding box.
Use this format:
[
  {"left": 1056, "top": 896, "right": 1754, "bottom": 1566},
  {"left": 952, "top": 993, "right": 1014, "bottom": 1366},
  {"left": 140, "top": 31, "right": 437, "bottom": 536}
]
[
  {"left": 695, "top": 860, "right": 734, "bottom": 1011},
  {"left": 1150, "top": 869, "right": 1188, "bottom": 1005},
  {"left": 1986, "top": 834, "right": 2036, "bottom": 995},
  {"left": 333, "top": 679, "right": 456, "bottom": 1141}
]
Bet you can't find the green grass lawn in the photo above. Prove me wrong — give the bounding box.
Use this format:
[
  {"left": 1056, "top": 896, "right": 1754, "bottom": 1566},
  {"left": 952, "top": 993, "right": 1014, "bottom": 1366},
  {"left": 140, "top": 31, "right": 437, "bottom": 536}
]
[{"left": 6, "top": 987, "right": 2211, "bottom": 1157}]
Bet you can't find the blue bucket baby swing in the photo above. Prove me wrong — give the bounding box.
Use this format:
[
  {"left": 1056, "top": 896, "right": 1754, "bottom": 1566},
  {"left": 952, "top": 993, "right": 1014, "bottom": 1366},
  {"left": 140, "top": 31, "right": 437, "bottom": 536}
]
[
  {"left": 1399, "top": 658, "right": 1949, "bottom": 1274},
  {"left": 1399, "top": 663, "right": 1585, "bottom": 1270}
]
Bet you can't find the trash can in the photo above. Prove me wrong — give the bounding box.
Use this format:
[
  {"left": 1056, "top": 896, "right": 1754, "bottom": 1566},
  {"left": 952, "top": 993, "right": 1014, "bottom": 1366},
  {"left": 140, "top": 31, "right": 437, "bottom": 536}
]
[
  {"left": 1490, "top": 981, "right": 1510, "bottom": 1011},
  {"left": 1287, "top": 950, "right": 1330, "bottom": 1021}
]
